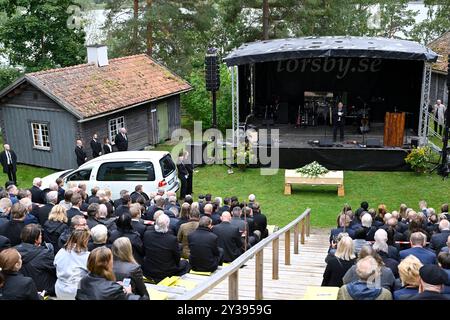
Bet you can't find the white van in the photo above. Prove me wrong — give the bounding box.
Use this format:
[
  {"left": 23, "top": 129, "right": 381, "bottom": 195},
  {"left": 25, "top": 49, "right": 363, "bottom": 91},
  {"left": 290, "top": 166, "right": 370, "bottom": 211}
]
[{"left": 41, "top": 151, "right": 179, "bottom": 199}]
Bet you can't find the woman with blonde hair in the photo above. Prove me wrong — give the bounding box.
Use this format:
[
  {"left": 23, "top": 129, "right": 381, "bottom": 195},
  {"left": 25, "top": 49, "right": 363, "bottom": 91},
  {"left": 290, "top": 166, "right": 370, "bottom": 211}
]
[
  {"left": 43, "top": 204, "right": 69, "bottom": 252},
  {"left": 76, "top": 247, "right": 146, "bottom": 300},
  {"left": 54, "top": 229, "right": 90, "bottom": 299},
  {"left": 322, "top": 235, "right": 356, "bottom": 287},
  {"left": 393, "top": 255, "right": 423, "bottom": 300},
  {"left": 112, "top": 237, "right": 148, "bottom": 298}
]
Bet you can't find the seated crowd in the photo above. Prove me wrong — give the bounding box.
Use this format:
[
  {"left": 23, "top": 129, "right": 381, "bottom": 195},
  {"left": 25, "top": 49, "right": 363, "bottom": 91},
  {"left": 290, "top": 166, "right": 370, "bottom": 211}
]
[
  {"left": 323, "top": 201, "right": 450, "bottom": 300},
  {"left": 0, "top": 179, "right": 268, "bottom": 300}
]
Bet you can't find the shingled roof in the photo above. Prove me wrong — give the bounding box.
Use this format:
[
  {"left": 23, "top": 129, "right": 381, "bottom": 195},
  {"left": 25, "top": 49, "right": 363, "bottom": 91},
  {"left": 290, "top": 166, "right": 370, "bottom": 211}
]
[
  {"left": 427, "top": 31, "right": 449, "bottom": 74},
  {"left": 1, "top": 54, "right": 192, "bottom": 120}
]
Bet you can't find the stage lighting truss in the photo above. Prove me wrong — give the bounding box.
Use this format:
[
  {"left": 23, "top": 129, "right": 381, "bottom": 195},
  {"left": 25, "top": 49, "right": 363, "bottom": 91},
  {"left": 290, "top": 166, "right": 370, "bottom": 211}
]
[{"left": 418, "top": 62, "right": 432, "bottom": 146}]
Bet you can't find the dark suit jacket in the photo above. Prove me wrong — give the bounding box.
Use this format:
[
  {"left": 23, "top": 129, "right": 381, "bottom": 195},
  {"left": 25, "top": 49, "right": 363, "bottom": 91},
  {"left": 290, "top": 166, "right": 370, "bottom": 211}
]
[
  {"left": 142, "top": 230, "right": 181, "bottom": 280},
  {"left": 188, "top": 227, "right": 221, "bottom": 272},
  {"left": 30, "top": 186, "right": 45, "bottom": 204},
  {"left": 114, "top": 133, "right": 128, "bottom": 151},
  {"left": 0, "top": 220, "right": 25, "bottom": 246},
  {"left": 15, "top": 242, "right": 57, "bottom": 295},
  {"left": 0, "top": 150, "right": 17, "bottom": 173},
  {"left": 38, "top": 203, "right": 54, "bottom": 225},
  {"left": 212, "top": 222, "right": 243, "bottom": 263},
  {"left": 399, "top": 247, "right": 437, "bottom": 265},
  {"left": 113, "top": 259, "right": 148, "bottom": 297},
  {"left": 90, "top": 139, "right": 102, "bottom": 158},
  {"left": 76, "top": 274, "right": 142, "bottom": 300},
  {"left": 410, "top": 290, "right": 450, "bottom": 300},
  {"left": 103, "top": 144, "right": 113, "bottom": 155},
  {"left": 0, "top": 272, "right": 40, "bottom": 300},
  {"left": 131, "top": 219, "right": 147, "bottom": 238},
  {"left": 75, "top": 146, "right": 87, "bottom": 166},
  {"left": 430, "top": 230, "right": 450, "bottom": 252},
  {"left": 332, "top": 106, "right": 346, "bottom": 125},
  {"left": 108, "top": 229, "right": 144, "bottom": 265},
  {"left": 66, "top": 207, "right": 84, "bottom": 224}
]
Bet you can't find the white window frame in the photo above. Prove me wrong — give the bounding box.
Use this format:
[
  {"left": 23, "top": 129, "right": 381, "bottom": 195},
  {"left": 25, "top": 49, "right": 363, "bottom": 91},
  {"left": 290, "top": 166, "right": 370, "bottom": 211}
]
[
  {"left": 30, "top": 122, "right": 51, "bottom": 151},
  {"left": 108, "top": 116, "right": 125, "bottom": 144}
]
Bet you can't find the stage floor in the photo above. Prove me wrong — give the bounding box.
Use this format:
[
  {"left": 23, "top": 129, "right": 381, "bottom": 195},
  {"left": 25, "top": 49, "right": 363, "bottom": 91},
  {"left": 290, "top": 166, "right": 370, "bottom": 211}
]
[{"left": 257, "top": 122, "right": 417, "bottom": 149}]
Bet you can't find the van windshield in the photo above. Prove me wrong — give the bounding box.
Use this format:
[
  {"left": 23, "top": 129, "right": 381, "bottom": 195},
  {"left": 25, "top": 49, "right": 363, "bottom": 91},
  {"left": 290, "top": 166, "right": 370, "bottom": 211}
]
[{"left": 159, "top": 154, "right": 176, "bottom": 178}]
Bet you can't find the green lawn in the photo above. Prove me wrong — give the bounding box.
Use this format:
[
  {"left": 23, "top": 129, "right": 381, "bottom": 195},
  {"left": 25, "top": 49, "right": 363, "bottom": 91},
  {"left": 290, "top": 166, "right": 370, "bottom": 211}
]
[
  {"left": 192, "top": 166, "right": 450, "bottom": 228},
  {"left": 2, "top": 135, "right": 449, "bottom": 229}
]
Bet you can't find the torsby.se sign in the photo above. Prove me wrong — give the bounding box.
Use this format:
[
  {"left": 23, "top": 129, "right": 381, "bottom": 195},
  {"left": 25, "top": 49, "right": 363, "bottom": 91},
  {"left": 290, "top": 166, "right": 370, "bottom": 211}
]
[{"left": 276, "top": 57, "right": 382, "bottom": 80}]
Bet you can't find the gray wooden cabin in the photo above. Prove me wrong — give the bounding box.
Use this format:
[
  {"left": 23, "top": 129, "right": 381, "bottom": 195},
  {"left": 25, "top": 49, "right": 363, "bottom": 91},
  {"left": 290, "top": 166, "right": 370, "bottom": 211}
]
[
  {"left": 0, "top": 47, "right": 192, "bottom": 170},
  {"left": 428, "top": 31, "right": 449, "bottom": 106}
]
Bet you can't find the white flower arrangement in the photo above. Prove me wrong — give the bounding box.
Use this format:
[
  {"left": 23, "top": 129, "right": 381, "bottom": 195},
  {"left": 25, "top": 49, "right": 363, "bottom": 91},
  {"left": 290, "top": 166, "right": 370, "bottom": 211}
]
[{"left": 296, "top": 161, "right": 329, "bottom": 177}]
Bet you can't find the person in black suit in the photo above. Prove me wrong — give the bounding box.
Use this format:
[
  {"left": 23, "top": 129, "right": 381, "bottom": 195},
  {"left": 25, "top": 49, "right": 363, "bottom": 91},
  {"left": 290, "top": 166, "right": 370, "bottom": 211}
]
[
  {"left": 177, "top": 151, "right": 189, "bottom": 200},
  {"left": 108, "top": 213, "right": 144, "bottom": 265},
  {"left": 0, "top": 203, "right": 27, "bottom": 246},
  {"left": 142, "top": 214, "right": 190, "bottom": 282},
  {"left": 188, "top": 216, "right": 223, "bottom": 272},
  {"left": 252, "top": 202, "right": 268, "bottom": 239},
  {"left": 0, "top": 248, "right": 41, "bottom": 300},
  {"left": 90, "top": 133, "right": 102, "bottom": 158},
  {"left": 66, "top": 193, "right": 85, "bottom": 223},
  {"left": 38, "top": 191, "right": 58, "bottom": 226},
  {"left": 212, "top": 211, "right": 243, "bottom": 263},
  {"left": 75, "top": 140, "right": 87, "bottom": 167},
  {"left": 332, "top": 102, "right": 346, "bottom": 142},
  {"left": 29, "top": 178, "right": 45, "bottom": 204},
  {"left": 409, "top": 264, "right": 449, "bottom": 300},
  {"left": 114, "top": 127, "right": 128, "bottom": 152},
  {"left": 430, "top": 220, "right": 450, "bottom": 253},
  {"left": 15, "top": 224, "right": 57, "bottom": 296},
  {"left": 0, "top": 144, "right": 17, "bottom": 185},
  {"left": 103, "top": 137, "right": 113, "bottom": 155},
  {"left": 129, "top": 204, "right": 146, "bottom": 239}
]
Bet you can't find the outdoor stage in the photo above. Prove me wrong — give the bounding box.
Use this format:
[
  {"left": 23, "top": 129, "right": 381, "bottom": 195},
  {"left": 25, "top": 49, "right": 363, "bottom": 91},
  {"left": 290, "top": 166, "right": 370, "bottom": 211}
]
[
  {"left": 254, "top": 122, "right": 413, "bottom": 171},
  {"left": 224, "top": 36, "right": 438, "bottom": 171}
]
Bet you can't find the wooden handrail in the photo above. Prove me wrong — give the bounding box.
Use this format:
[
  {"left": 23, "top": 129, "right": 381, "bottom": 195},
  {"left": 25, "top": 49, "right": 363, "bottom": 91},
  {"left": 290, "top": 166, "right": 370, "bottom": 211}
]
[{"left": 177, "top": 208, "right": 312, "bottom": 300}]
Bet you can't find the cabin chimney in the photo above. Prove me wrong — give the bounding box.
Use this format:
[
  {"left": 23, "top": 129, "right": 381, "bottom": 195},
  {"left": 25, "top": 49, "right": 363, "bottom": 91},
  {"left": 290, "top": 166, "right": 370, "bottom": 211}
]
[{"left": 87, "top": 44, "right": 109, "bottom": 67}]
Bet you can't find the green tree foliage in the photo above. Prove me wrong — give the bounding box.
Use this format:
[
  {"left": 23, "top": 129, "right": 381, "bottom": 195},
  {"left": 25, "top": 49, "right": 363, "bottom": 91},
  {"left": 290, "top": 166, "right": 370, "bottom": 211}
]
[
  {"left": 181, "top": 64, "right": 232, "bottom": 132},
  {"left": 104, "top": 0, "right": 216, "bottom": 77},
  {"left": 0, "top": 0, "right": 87, "bottom": 72},
  {"left": 0, "top": 67, "right": 22, "bottom": 91},
  {"left": 410, "top": 0, "right": 450, "bottom": 44}
]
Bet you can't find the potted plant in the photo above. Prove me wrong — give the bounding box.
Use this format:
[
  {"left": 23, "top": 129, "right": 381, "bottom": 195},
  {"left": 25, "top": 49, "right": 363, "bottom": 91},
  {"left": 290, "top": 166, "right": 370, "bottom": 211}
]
[{"left": 405, "top": 146, "right": 431, "bottom": 173}]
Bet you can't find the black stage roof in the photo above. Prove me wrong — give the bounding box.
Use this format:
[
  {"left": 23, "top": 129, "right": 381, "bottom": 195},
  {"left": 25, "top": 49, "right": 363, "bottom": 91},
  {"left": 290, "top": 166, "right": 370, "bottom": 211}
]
[{"left": 224, "top": 36, "right": 438, "bottom": 66}]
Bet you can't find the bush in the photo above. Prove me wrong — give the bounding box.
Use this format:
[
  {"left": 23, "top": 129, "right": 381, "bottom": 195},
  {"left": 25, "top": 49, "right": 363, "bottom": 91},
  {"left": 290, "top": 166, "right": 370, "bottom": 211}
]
[
  {"left": 181, "top": 64, "right": 232, "bottom": 132},
  {"left": 405, "top": 146, "right": 432, "bottom": 173}
]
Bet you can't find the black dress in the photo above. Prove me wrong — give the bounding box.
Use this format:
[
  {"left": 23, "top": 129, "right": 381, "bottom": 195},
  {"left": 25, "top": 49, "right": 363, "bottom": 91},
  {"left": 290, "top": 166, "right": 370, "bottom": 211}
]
[{"left": 322, "top": 256, "right": 356, "bottom": 287}]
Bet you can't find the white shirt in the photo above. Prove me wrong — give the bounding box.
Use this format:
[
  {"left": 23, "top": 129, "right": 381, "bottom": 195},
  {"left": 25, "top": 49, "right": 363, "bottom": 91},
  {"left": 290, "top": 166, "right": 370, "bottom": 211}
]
[{"left": 5, "top": 150, "right": 12, "bottom": 165}]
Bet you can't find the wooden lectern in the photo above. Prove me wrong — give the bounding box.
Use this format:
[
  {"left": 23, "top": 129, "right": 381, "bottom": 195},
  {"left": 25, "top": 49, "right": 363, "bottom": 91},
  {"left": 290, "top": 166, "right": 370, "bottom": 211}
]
[{"left": 384, "top": 112, "right": 405, "bottom": 147}]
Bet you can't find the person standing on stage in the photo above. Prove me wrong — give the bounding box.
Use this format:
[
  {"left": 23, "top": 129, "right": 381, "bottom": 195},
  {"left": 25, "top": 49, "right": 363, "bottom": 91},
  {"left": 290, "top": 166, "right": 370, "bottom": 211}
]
[
  {"left": 333, "top": 102, "right": 346, "bottom": 142},
  {"left": 90, "top": 133, "right": 102, "bottom": 158},
  {"left": 433, "top": 100, "right": 447, "bottom": 136},
  {"left": 75, "top": 140, "right": 87, "bottom": 167},
  {"left": 0, "top": 144, "right": 18, "bottom": 185}
]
